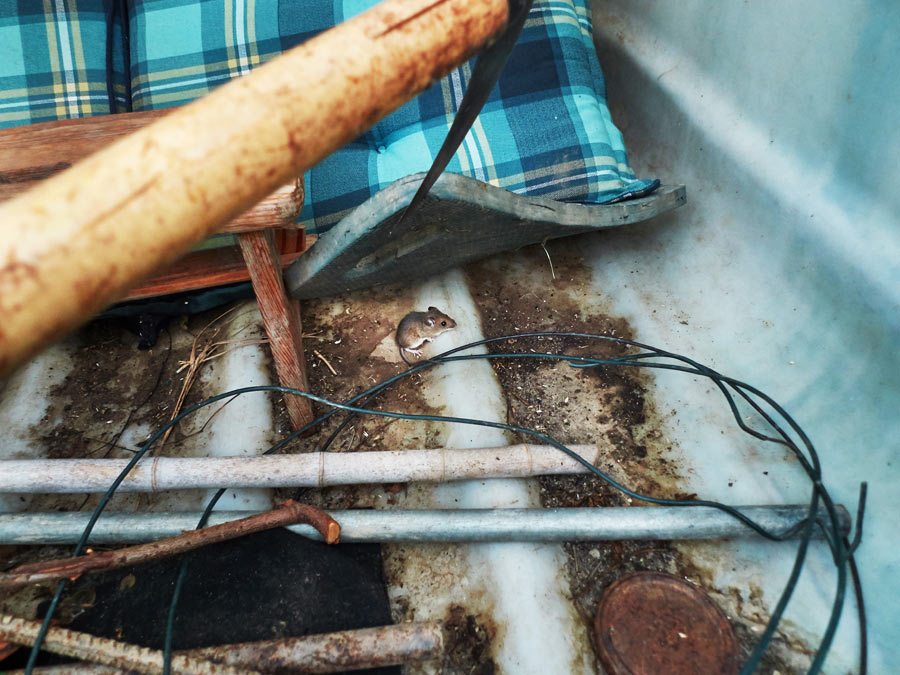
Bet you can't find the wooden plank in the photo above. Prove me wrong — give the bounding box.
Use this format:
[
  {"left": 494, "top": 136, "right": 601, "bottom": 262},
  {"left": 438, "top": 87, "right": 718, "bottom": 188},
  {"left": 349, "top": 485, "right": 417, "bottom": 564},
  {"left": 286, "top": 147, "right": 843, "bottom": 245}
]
[
  {"left": 0, "top": 111, "right": 305, "bottom": 232},
  {"left": 121, "top": 232, "right": 316, "bottom": 300},
  {"left": 121, "top": 247, "right": 305, "bottom": 301},
  {"left": 237, "top": 230, "right": 314, "bottom": 430},
  {"left": 282, "top": 229, "right": 300, "bottom": 255}
]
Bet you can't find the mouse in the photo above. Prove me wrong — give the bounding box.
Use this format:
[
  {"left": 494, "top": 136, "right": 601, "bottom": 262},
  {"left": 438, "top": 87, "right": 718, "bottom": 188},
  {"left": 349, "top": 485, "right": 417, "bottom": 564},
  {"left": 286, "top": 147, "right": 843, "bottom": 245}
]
[{"left": 396, "top": 306, "right": 457, "bottom": 365}]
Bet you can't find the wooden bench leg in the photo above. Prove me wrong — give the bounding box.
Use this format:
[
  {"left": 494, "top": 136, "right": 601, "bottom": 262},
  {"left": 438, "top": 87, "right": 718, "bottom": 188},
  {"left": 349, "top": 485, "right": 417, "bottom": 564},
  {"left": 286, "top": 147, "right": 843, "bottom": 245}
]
[{"left": 238, "top": 230, "right": 314, "bottom": 431}]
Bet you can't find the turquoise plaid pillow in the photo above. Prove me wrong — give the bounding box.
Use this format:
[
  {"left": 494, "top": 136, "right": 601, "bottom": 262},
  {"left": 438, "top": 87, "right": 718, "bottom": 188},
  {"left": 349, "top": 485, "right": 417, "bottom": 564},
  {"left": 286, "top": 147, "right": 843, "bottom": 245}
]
[
  {"left": 128, "top": 0, "right": 656, "bottom": 234},
  {"left": 0, "top": 0, "right": 127, "bottom": 129}
]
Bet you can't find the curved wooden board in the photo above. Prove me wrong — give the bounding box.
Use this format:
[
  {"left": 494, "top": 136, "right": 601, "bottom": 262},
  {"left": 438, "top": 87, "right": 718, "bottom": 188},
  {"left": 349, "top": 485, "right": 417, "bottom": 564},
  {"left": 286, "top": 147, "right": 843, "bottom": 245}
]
[{"left": 285, "top": 173, "right": 686, "bottom": 299}]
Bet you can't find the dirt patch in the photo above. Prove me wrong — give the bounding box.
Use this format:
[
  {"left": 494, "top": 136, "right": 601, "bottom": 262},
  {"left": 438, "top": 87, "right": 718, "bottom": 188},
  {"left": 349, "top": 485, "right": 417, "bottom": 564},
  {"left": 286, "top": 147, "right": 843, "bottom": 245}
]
[
  {"left": 465, "top": 240, "right": 690, "bottom": 507},
  {"left": 272, "top": 284, "right": 451, "bottom": 510},
  {"left": 21, "top": 317, "right": 179, "bottom": 517},
  {"left": 463, "top": 237, "right": 799, "bottom": 672},
  {"left": 675, "top": 549, "right": 814, "bottom": 674},
  {"left": 19, "top": 306, "right": 279, "bottom": 515},
  {"left": 441, "top": 604, "right": 498, "bottom": 675},
  {"left": 32, "top": 318, "right": 174, "bottom": 461}
]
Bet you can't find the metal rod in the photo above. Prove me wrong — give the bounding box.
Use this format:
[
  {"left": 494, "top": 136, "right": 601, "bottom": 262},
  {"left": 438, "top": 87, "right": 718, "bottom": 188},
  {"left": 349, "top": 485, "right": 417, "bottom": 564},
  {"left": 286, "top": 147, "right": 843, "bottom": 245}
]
[
  {"left": 0, "top": 505, "right": 848, "bottom": 545},
  {"left": 0, "top": 614, "right": 250, "bottom": 675},
  {"left": 0, "top": 444, "right": 602, "bottom": 493}
]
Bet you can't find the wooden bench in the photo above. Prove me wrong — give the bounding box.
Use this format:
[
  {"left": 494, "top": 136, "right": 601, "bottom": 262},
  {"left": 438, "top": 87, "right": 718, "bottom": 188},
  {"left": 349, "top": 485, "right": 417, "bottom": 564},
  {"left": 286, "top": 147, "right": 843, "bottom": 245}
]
[{"left": 0, "top": 109, "right": 314, "bottom": 429}]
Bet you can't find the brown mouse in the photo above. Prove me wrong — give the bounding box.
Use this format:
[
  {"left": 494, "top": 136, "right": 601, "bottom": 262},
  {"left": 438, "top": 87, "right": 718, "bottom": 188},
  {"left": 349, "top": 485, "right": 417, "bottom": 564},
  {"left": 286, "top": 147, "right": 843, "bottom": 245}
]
[{"left": 396, "top": 306, "right": 457, "bottom": 365}]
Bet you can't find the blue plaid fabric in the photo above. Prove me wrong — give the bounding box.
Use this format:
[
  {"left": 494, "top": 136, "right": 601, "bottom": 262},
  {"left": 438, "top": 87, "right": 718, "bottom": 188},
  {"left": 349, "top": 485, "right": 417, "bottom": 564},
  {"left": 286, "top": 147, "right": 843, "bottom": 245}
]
[
  {"left": 0, "top": 0, "right": 127, "bottom": 128},
  {"left": 127, "top": 0, "right": 656, "bottom": 234},
  {"left": 2, "top": 0, "right": 656, "bottom": 236}
]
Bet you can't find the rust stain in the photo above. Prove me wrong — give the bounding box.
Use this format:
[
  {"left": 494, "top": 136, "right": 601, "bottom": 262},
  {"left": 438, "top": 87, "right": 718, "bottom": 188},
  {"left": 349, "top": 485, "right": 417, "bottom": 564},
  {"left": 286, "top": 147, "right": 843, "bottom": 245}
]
[
  {"left": 0, "top": 260, "right": 39, "bottom": 289},
  {"left": 72, "top": 264, "right": 119, "bottom": 316},
  {"left": 442, "top": 605, "right": 497, "bottom": 673}
]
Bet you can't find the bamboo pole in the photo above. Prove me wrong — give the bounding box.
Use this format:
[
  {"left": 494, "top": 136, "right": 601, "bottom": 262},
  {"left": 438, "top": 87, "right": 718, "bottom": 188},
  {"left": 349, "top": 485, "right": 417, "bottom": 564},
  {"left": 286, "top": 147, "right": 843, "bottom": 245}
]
[
  {"left": 0, "top": 444, "right": 603, "bottom": 493},
  {"left": 0, "top": 0, "right": 508, "bottom": 377}
]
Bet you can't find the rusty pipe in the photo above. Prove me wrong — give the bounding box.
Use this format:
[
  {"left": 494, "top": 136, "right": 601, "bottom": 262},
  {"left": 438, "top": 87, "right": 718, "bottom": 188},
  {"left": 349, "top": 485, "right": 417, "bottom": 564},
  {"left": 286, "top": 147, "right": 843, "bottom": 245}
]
[
  {"left": 0, "top": 0, "right": 508, "bottom": 377},
  {"left": 4, "top": 622, "right": 445, "bottom": 675}
]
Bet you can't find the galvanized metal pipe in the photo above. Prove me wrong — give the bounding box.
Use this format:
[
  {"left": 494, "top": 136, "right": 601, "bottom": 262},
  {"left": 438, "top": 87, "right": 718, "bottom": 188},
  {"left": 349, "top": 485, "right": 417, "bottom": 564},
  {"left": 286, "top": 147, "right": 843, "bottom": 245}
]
[
  {"left": 0, "top": 505, "right": 848, "bottom": 545},
  {"left": 0, "top": 444, "right": 601, "bottom": 493}
]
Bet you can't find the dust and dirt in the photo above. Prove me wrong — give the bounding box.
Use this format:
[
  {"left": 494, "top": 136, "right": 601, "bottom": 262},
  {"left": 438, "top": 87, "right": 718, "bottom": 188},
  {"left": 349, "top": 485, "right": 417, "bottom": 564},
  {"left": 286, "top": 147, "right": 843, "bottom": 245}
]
[
  {"left": 674, "top": 545, "right": 814, "bottom": 673},
  {"left": 442, "top": 604, "right": 498, "bottom": 675},
  {"left": 18, "top": 308, "right": 281, "bottom": 516},
  {"left": 1, "top": 235, "right": 815, "bottom": 673},
  {"left": 464, "top": 238, "right": 690, "bottom": 506},
  {"left": 0, "top": 306, "right": 279, "bottom": 624},
  {"left": 380, "top": 540, "right": 504, "bottom": 675},
  {"left": 273, "top": 283, "right": 452, "bottom": 511},
  {"left": 463, "top": 235, "right": 802, "bottom": 672}
]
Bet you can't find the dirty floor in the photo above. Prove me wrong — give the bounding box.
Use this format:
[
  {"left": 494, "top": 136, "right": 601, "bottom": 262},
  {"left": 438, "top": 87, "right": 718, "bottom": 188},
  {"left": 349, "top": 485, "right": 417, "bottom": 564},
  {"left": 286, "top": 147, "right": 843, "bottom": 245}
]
[{"left": 1, "top": 236, "right": 841, "bottom": 673}]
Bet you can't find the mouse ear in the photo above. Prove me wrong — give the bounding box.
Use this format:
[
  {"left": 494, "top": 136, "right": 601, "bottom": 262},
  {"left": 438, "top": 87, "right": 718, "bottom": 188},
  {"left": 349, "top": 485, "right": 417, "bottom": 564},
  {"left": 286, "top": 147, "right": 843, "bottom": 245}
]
[
  {"left": 428, "top": 306, "right": 438, "bottom": 312},
  {"left": 425, "top": 317, "right": 435, "bottom": 327}
]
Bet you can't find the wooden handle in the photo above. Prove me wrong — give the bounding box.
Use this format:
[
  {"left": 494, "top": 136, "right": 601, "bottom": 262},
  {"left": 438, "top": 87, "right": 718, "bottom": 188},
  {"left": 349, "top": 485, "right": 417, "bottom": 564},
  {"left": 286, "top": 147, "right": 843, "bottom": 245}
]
[{"left": 0, "top": 0, "right": 508, "bottom": 376}]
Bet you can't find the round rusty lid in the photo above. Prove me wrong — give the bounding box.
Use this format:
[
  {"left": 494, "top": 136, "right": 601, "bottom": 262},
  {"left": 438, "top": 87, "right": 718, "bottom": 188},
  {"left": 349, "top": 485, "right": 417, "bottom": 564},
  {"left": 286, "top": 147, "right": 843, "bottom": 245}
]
[{"left": 593, "top": 571, "right": 738, "bottom": 675}]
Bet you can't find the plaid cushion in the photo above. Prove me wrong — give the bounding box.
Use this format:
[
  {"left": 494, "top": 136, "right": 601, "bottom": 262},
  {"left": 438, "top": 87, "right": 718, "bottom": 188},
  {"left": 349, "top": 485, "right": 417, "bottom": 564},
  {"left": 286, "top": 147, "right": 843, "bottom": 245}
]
[
  {"left": 129, "top": 0, "right": 656, "bottom": 234},
  {"left": 0, "top": 0, "right": 127, "bottom": 128}
]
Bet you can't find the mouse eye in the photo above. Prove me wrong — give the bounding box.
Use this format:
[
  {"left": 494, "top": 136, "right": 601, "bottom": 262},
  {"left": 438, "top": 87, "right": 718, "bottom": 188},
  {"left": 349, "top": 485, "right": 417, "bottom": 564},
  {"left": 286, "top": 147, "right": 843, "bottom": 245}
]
[{"left": 441, "top": 321, "right": 447, "bottom": 326}]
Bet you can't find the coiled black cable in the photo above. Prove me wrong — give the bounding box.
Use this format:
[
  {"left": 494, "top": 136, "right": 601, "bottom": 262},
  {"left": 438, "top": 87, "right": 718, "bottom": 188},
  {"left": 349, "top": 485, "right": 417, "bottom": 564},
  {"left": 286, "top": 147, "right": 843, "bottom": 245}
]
[{"left": 23, "top": 333, "right": 866, "bottom": 675}]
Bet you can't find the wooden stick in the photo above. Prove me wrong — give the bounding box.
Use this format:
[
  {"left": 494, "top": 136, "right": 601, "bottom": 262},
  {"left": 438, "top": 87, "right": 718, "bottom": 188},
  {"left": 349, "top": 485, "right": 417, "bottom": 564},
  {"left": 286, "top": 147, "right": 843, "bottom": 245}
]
[
  {"left": 183, "top": 622, "right": 444, "bottom": 674},
  {"left": 237, "top": 230, "right": 314, "bottom": 429},
  {"left": 5, "top": 622, "right": 444, "bottom": 675},
  {"left": 0, "top": 501, "right": 339, "bottom": 589},
  {"left": 0, "top": 614, "right": 254, "bottom": 675},
  {"left": 0, "top": 0, "right": 508, "bottom": 377}
]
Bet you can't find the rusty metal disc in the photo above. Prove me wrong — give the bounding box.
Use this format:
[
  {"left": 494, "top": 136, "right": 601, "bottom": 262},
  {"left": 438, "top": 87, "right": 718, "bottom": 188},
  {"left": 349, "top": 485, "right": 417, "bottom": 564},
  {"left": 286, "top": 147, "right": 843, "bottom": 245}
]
[{"left": 593, "top": 571, "right": 739, "bottom": 675}]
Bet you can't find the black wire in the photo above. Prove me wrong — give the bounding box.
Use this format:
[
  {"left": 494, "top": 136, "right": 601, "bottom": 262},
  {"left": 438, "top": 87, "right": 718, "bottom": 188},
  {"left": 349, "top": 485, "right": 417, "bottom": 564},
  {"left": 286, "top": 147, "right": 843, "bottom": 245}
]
[
  {"left": 23, "top": 333, "right": 864, "bottom": 675},
  {"left": 162, "top": 488, "right": 226, "bottom": 675},
  {"left": 845, "top": 540, "right": 867, "bottom": 675},
  {"left": 163, "top": 337, "right": 860, "bottom": 673},
  {"left": 430, "top": 334, "right": 855, "bottom": 671}
]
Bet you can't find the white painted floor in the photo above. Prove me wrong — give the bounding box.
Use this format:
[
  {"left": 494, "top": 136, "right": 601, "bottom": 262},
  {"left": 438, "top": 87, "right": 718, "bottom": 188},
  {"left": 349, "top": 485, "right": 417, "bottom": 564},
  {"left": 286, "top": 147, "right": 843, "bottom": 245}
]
[{"left": 587, "top": 2, "right": 899, "bottom": 671}]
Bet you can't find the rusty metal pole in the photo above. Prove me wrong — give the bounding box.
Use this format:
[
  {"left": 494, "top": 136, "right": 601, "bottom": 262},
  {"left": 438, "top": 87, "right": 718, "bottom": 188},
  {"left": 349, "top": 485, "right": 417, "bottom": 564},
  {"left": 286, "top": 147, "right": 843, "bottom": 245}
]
[
  {"left": 184, "top": 622, "right": 444, "bottom": 674},
  {"left": 0, "top": 614, "right": 252, "bottom": 675},
  {"left": 0, "top": 0, "right": 508, "bottom": 377},
  {"left": 3, "top": 623, "right": 445, "bottom": 675}
]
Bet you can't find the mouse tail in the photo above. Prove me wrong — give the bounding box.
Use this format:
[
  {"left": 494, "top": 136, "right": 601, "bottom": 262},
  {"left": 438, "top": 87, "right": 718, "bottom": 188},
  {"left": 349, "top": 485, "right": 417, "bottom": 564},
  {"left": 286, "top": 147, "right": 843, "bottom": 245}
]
[{"left": 400, "top": 347, "right": 412, "bottom": 366}]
